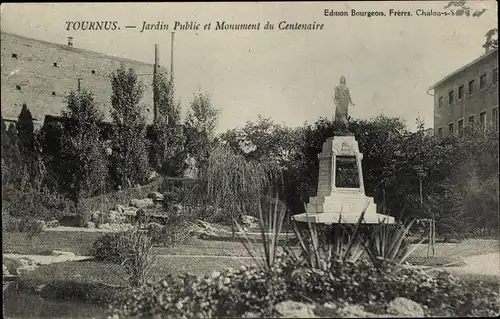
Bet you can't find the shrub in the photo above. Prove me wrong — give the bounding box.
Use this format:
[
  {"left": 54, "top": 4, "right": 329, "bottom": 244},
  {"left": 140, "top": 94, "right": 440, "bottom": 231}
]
[
  {"left": 2, "top": 213, "right": 21, "bottom": 232},
  {"left": 91, "top": 227, "right": 156, "bottom": 287},
  {"left": 3, "top": 184, "right": 75, "bottom": 221},
  {"left": 108, "top": 253, "right": 500, "bottom": 318},
  {"left": 18, "top": 217, "right": 45, "bottom": 240}
]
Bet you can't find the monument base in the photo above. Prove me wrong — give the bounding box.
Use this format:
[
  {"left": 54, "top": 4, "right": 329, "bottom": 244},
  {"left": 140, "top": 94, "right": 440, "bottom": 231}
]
[{"left": 294, "top": 191, "right": 395, "bottom": 224}]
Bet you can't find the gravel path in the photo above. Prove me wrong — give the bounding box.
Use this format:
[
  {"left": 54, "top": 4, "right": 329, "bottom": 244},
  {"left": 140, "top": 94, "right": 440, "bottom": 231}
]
[
  {"left": 446, "top": 252, "right": 500, "bottom": 277},
  {"left": 3, "top": 254, "right": 94, "bottom": 265}
]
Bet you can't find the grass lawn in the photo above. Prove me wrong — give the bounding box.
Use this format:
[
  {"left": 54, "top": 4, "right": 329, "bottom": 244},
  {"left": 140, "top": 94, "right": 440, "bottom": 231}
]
[
  {"left": 15, "top": 256, "right": 256, "bottom": 305},
  {"left": 2, "top": 231, "right": 104, "bottom": 256}
]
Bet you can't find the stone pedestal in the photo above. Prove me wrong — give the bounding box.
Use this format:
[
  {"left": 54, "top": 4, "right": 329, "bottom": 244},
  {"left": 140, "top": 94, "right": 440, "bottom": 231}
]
[{"left": 293, "top": 134, "right": 394, "bottom": 224}]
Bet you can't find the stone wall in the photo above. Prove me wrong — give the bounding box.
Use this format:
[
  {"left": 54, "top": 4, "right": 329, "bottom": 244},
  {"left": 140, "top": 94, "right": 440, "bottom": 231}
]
[{"left": 1, "top": 32, "right": 156, "bottom": 124}]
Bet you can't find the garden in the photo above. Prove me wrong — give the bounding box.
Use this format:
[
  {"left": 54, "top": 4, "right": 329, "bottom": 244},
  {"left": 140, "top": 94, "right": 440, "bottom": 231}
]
[{"left": 2, "top": 65, "right": 499, "bottom": 318}]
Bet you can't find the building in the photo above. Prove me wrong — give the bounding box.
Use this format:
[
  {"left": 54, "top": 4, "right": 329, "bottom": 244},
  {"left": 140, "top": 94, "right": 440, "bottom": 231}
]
[
  {"left": 1, "top": 32, "right": 157, "bottom": 130},
  {"left": 429, "top": 29, "right": 498, "bottom": 135}
]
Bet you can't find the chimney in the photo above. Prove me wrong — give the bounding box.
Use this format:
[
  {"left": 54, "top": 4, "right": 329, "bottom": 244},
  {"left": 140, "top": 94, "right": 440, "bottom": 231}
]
[{"left": 67, "top": 37, "right": 73, "bottom": 47}]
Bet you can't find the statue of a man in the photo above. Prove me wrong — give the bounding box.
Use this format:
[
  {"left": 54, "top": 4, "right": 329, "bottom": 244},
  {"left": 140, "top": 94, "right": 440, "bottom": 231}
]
[{"left": 334, "top": 76, "right": 355, "bottom": 126}]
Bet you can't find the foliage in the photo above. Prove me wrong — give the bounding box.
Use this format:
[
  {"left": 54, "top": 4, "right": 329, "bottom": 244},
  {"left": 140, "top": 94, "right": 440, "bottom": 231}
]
[
  {"left": 17, "top": 103, "right": 36, "bottom": 167},
  {"left": 236, "top": 193, "right": 288, "bottom": 270},
  {"left": 1, "top": 119, "right": 22, "bottom": 188},
  {"left": 59, "top": 90, "right": 109, "bottom": 201},
  {"left": 149, "top": 70, "right": 185, "bottom": 176},
  {"left": 108, "top": 252, "right": 499, "bottom": 318},
  {"left": 18, "top": 217, "right": 45, "bottom": 240},
  {"left": 184, "top": 91, "right": 220, "bottom": 165},
  {"left": 2, "top": 183, "right": 75, "bottom": 221},
  {"left": 109, "top": 65, "right": 150, "bottom": 188},
  {"left": 362, "top": 218, "right": 425, "bottom": 268},
  {"left": 90, "top": 227, "right": 156, "bottom": 287},
  {"left": 192, "top": 145, "right": 277, "bottom": 232}
]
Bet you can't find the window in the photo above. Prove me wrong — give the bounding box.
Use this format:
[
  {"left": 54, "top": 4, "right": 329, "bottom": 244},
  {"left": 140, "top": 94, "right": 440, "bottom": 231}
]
[
  {"left": 469, "top": 79, "right": 475, "bottom": 95},
  {"left": 438, "top": 128, "right": 443, "bottom": 136},
  {"left": 11, "top": 53, "right": 18, "bottom": 59},
  {"left": 52, "top": 92, "right": 56, "bottom": 96},
  {"left": 448, "top": 90, "right": 454, "bottom": 105},
  {"left": 458, "top": 85, "right": 464, "bottom": 100},
  {"left": 438, "top": 96, "right": 443, "bottom": 108},
  {"left": 480, "top": 111, "right": 486, "bottom": 128},
  {"left": 493, "top": 68, "right": 498, "bottom": 84},
  {"left": 16, "top": 85, "right": 21, "bottom": 90},
  {"left": 493, "top": 108, "right": 499, "bottom": 132},
  {"left": 91, "top": 70, "right": 96, "bottom": 74},
  {"left": 448, "top": 123, "right": 454, "bottom": 134},
  {"left": 53, "top": 62, "right": 58, "bottom": 67},
  {"left": 480, "top": 74, "right": 487, "bottom": 90},
  {"left": 469, "top": 115, "right": 475, "bottom": 126},
  {"left": 458, "top": 119, "right": 464, "bottom": 134}
]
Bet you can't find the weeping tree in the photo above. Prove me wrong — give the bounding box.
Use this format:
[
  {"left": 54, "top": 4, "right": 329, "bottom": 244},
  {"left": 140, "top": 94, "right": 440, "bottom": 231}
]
[{"left": 191, "top": 144, "right": 281, "bottom": 237}]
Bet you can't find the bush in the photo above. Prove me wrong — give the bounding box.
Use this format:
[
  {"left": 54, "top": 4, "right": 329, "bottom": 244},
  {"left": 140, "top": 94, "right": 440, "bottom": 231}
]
[
  {"left": 2, "top": 213, "right": 21, "bottom": 232},
  {"left": 90, "top": 227, "right": 156, "bottom": 287},
  {"left": 3, "top": 184, "right": 75, "bottom": 221},
  {"left": 18, "top": 217, "right": 45, "bottom": 240},
  {"left": 108, "top": 253, "right": 500, "bottom": 318}
]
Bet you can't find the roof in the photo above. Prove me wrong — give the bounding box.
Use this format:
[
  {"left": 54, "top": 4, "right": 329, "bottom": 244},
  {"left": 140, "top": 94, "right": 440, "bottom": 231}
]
[
  {"left": 1, "top": 31, "right": 155, "bottom": 67},
  {"left": 428, "top": 48, "right": 498, "bottom": 91}
]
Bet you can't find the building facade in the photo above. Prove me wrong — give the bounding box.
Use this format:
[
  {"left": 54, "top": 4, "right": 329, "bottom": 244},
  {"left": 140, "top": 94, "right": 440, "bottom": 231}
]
[
  {"left": 430, "top": 32, "right": 498, "bottom": 135},
  {"left": 1, "top": 32, "right": 157, "bottom": 129}
]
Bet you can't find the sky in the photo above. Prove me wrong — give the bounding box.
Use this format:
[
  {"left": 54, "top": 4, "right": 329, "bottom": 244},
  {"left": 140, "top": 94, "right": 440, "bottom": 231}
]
[{"left": 1, "top": 1, "right": 498, "bottom": 133}]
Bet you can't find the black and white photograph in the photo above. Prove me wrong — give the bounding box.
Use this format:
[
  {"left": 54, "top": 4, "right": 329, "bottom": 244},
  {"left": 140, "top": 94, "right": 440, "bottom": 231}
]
[{"left": 1, "top": 1, "right": 499, "bottom": 318}]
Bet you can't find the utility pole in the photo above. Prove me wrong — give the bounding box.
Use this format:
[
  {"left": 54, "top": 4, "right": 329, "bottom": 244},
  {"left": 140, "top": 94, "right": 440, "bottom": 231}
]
[
  {"left": 77, "top": 78, "right": 83, "bottom": 92},
  {"left": 170, "top": 32, "right": 175, "bottom": 83},
  {"left": 153, "top": 44, "right": 159, "bottom": 124}
]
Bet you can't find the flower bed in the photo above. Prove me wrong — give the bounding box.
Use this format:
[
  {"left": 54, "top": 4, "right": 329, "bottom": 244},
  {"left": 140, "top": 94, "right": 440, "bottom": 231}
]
[{"left": 108, "top": 253, "right": 500, "bottom": 318}]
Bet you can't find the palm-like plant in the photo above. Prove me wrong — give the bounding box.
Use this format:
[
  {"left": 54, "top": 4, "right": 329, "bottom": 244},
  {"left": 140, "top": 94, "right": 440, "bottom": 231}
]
[
  {"left": 362, "top": 217, "right": 425, "bottom": 269},
  {"left": 235, "top": 192, "right": 287, "bottom": 270}
]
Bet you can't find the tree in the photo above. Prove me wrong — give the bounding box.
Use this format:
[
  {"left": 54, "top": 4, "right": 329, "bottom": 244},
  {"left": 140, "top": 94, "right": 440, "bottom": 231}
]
[
  {"left": 15, "top": 104, "right": 44, "bottom": 189},
  {"left": 59, "top": 90, "right": 109, "bottom": 201},
  {"left": 109, "top": 65, "right": 150, "bottom": 188},
  {"left": 184, "top": 91, "right": 220, "bottom": 166},
  {"left": 1, "top": 119, "right": 22, "bottom": 188},
  {"left": 149, "top": 70, "right": 185, "bottom": 176}
]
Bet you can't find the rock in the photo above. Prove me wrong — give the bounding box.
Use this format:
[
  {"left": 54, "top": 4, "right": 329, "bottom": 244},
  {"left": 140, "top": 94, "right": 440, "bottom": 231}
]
[
  {"left": 148, "top": 171, "right": 160, "bottom": 182},
  {"left": 98, "top": 223, "right": 111, "bottom": 230},
  {"left": 91, "top": 211, "right": 101, "bottom": 223},
  {"left": 337, "top": 304, "right": 371, "bottom": 318},
  {"left": 46, "top": 220, "right": 59, "bottom": 228},
  {"left": 241, "top": 215, "right": 259, "bottom": 229},
  {"left": 109, "top": 210, "right": 125, "bottom": 224},
  {"left": 242, "top": 312, "right": 261, "bottom": 318},
  {"left": 274, "top": 301, "right": 317, "bottom": 318},
  {"left": 146, "top": 222, "right": 164, "bottom": 232},
  {"left": 116, "top": 204, "right": 126, "bottom": 214},
  {"left": 3, "top": 264, "right": 10, "bottom": 276},
  {"left": 148, "top": 191, "right": 164, "bottom": 201},
  {"left": 122, "top": 206, "right": 138, "bottom": 216},
  {"left": 387, "top": 297, "right": 424, "bottom": 317},
  {"left": 130, "top": 198, "right": 154, "bottom": 209},
  {"left": 15, "top": 258, "right": 38, "bottom": 275},
  {"left": 85, "top": 221, "right": 96, "bottom": 228},
  {"left": 51, "top": 250, "right": 76, "bottom": 257}
]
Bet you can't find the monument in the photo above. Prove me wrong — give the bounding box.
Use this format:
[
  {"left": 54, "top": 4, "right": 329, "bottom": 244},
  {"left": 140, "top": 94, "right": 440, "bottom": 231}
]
[
  {"left": 334, "top": 76, "right": 355, "bottom": 128},
  {"left": 293, "top": 134, "right": 395, "bottom": 224}
]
